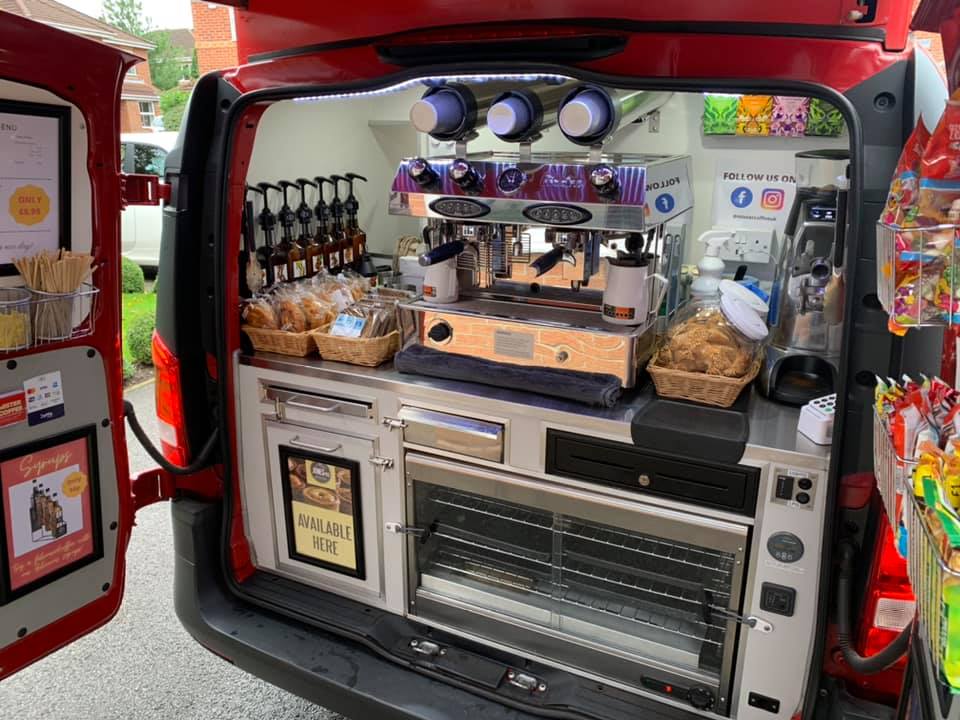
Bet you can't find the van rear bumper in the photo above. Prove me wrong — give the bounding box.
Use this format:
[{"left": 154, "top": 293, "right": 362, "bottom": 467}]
[{"left": 171, "top": 497, "right": 542, "bottom": 720}]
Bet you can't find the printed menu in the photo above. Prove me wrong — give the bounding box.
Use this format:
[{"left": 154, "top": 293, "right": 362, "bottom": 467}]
[
  {"left": 280, "top": 447, "right": 364, "bottom": 579},
  {"left": 0, "top": 105, "right": 65, "bottom": 266},
  {"left": 1, "top": 430, "right": 99, "bottom": 597}
]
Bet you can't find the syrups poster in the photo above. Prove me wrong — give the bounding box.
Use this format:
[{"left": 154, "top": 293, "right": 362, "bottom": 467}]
[{"left": 1, "top": 430, "right": 98, "bottom": 597}]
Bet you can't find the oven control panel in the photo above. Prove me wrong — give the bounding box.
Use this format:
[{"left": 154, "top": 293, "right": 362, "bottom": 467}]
[{"left": 770, "top": 467, "right": 817, "bottom": 510}]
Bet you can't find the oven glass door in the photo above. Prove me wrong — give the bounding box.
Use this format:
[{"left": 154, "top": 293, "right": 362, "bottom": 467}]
[{"left": 406, "top": 453, "right": 749, "bottom": 705}]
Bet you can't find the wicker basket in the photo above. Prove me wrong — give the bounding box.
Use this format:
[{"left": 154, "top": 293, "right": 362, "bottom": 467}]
[
  {"left": 242, "top": 326, "right": 317, "bottom": 357},
  {"left": 312, "top": 329, "right": 400, "bottom": 367},
  {"left": 647, "top": 350, "right": 761, "bottom": 408}
]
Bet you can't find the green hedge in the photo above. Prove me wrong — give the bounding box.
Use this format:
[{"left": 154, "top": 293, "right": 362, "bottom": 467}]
[
  {"left": 126, "top": 313, "right": 155, "bottom": 366},
  {"left": 121, "top": 257, "right": 145, "bottom": 294}
]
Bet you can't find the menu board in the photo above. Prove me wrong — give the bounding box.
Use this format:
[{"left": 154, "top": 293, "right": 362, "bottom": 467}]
[
  {"left": 279, "top": 447, "right": 364, "bottom": 579},
  {"left": 0, "top": 427, "right": 101, "bottom": 602},
  {"left": 0, "top": 101, "right": 70, "bottom": 273}
]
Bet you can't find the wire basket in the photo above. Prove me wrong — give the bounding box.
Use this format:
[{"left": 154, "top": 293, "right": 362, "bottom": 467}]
[
  {"left": 876, "top": 221, "right": 960, "bottom": 328},
  {"left": 0, "top": 287, "right": 32, "bottom": 351},
  {"left": 30, "top": 283, "right": 100, "bottom": 343},
  {"left": 873, "top": 411, "right": 916, "bottom": 524},
  {"left": 906, "top": 489, "right": 960, "bottom": 693}
]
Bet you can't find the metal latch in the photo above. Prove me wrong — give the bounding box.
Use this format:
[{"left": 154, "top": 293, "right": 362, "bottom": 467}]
[
  {"left": 410, "top": 639, "right": 444, "bottom": 657},
  {"left": 121, "top": 172, "right": 169, "bottom": 207},
  {"left": 703, "top": 590, "right": 773, "bottom": 633},
  {"left": 506, "top": 669, "right": 547, "bottom": 694},
  {"left": 385, "top": 522, "right": 429, "bottom": 538},
  {"left": 369, "top": 455, "right": 395, "bottom": 469},
  {"left": 382, "top": 417, "right": 407, "bottom": 431}
]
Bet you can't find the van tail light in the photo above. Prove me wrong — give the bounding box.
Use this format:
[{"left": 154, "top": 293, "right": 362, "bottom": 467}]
[
  {"left": 857, "top": 517, "right": 915, "bottom": 664},
  {"left": 152, "top": 330, "right": 190, "bottom": 466}
]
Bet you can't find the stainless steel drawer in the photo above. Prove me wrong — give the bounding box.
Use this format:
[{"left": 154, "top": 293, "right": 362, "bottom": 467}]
[
  {"left": 263, "top": 383, "right": 373, "bottom": 420},
  {"left": 399, "top": 406, "right": 504, "bottom": 462}
]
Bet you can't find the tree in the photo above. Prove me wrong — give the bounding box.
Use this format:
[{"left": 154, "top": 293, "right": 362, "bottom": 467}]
[
  {"left": 191, "top": 49, "right": 200, "bottom": 79},
  {"left": 101, "top": 0, "right": 150, "bottom": 38},
  {"left": 146, "top": 31, "right": 188, "bottom": 92},
  {"left": 159, "top": 88, "right": 190, "bottom": 132}
]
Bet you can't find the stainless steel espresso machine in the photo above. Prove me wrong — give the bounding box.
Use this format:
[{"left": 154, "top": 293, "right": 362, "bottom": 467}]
[
  {"left": 760, "top": 149, "right": 850, "bottom": 405},
  {"left": 389, "top": 151, "right": 692, "bottom": 389},
  {"left": 387, "top": 80, "right": 690, "bottom": 395}
]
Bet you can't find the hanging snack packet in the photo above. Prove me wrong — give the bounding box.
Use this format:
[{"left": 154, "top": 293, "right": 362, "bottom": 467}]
[
  {"left": 805, "top": 99, "right": 844, "bottom": 137},
  {"left": 918, "top": 92, "right": 960, "bottom": 223},
  {"left": 770, "top": 96, "right": 810, "bottom": 138},
  {"left": 735, "top": 95, "right": 773, "bottom": 136},
  {"left": 882, "top": 118, "right": 931, "bottom": 227},
  {"left": 703, "top": 94, "right": 739, "bottom": 135}
]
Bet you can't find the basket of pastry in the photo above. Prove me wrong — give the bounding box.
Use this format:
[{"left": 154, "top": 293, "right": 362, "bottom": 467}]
[
  {"left": 311, "top": 294, "right": 401, "bottom": 367},
  {"left": 648, "top": 294, "right": 769, "bottom": 408},
  {"left": 240, "top": 272, "right": 363, "bottom": 356}
]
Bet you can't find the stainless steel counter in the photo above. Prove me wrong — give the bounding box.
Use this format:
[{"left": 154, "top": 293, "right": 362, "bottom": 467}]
[{"left": 241, "top": 352, "right": 830, "bottom": 463}]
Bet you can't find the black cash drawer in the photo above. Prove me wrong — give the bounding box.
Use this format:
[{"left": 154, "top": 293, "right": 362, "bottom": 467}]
[{"left": 545, "top": 430, "right": 759, "bottom": 516}]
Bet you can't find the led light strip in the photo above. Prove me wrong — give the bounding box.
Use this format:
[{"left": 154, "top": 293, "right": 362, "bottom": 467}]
[{"left": 292, "top": 73, "right": 572, "bottom": 104}]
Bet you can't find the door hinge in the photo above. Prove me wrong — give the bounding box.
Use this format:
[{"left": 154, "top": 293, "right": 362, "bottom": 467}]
[
  {"left": 121, "top": 173, "right": 170, "bottom": 208},
  {"left": 385, "top": 522, "right": 429, "bottom": 538},
  {"left": 382, "top": 417, "right": 407, "bottom": 431},
  {"left": 131, "top": 467, "right": 223, "bottom": 512},
  {"left": 369, "top": 455, "right": 395, "bottom": 469}
]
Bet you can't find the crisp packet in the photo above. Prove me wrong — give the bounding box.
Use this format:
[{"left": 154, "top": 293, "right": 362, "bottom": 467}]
[{"left": 918, "top": 92, "right": 960, "bottom": 223}]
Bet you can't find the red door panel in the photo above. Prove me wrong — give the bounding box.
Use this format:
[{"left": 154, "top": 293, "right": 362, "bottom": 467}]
[
  {"left": 0, "top": 14, "right": 135, "bottom": 679},
  {"left": 232, "top": 0, "right": 916, "bottom": 61}
]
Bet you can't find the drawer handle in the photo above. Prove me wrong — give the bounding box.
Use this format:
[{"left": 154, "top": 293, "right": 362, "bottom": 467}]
[
  {"left": 287, "top": 398, "right": 342, "bottom": 413},
  {"left": 638, "top": 474, "right": 652, "bottom": 487},
  {"left": 288, "top": 436, "right": 341, "bottom": 453}
]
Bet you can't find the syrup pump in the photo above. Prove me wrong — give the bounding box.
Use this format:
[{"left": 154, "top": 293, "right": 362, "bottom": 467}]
[
  {"left": 295, "top": 178, "right": 320, "bottom": 276},
  {"left": 241, "top": 185, "right": 262, "bottom": 294},
  {"left": 313, "top": 176, "right": 337, "bottom": 271},
  {"left": 344, "top": 172, "right": 377, "bottom": 279},
  {"left": 328, "top": 174, "right": 351, "bottom": 270},
  {"left": 277, "top": 180, "right": 306, "bottom": 280},
  {"left": 602, "top": 230, "right": 667, "bottom": 326},
  {"left": 247, "top": 182, "right": 282, "bottom": 285}
]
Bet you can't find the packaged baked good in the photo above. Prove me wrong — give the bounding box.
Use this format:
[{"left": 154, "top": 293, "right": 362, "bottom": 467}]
[
  {"left": 302, "top": 297, "right": 336, "bottom": 330},
  {"left": 273, "top": 285, "right": 308, "bottom": 332},
  {"left": 883, "top": 118, "right": 931, "bottom": 227},
  {"left": 918, "top": 92, "right": 960, "bottom": 223},
  {"left": 242, "top": 296, "right": 279, "bottom": 330}
]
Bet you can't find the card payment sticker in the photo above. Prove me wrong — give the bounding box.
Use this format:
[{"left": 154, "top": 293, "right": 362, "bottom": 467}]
[{"left": 24, "top": 371, "right": 65, "bottom": 426}]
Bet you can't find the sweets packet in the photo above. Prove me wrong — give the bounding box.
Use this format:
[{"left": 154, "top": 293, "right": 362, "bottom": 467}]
[
  {"left": 702, "top": 94, "right": 739, "bottom": 135},
  {"left": 918, "top": 91, "right": 960, "bottom": 223},
  {"left": 805, "top": 99, "right": 844, "bottom": 137},
  {"left": 770, "top": 96, "right": 809, "bottom": 138},
  {"left": 735, "top": 95, "right": 773, "bottom": 136},
  {"left": 882, "top": 118, "right": 930, "bottom": 227}
]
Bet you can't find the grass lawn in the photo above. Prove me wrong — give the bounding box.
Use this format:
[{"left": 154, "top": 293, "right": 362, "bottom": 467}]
[{"left": 121, "top": 291, "right": 157, "bottom": 370}]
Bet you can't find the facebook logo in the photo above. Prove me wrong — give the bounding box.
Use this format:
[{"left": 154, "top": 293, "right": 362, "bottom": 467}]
[
  {"left": 655, "top": 193, "right": 675, "bottom": 213},
  {"left": 730, "top": 187, "right": 753, "bottom": 208}
]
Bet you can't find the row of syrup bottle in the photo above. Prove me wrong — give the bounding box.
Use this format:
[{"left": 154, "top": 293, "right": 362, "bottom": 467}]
[{"left": 242, "top": 174, "right": 371, "bottom": 294}]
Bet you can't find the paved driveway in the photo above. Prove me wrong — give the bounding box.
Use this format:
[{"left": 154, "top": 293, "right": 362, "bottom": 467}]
[{"left": 0, "top": 380, "right": 344, "bottom": 720}]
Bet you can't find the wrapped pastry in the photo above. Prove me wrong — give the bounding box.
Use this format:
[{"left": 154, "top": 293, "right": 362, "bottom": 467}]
[
  {"left": 302, "top": 297, "right": 337, "bottom": 330},
  {"left": 242, "top": 296, "right": 279, "bottom": 329}
]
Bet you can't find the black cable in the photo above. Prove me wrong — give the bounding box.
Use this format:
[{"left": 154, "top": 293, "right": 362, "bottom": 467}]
[
  {"left": 124, "top": 399, "right": 219, "bottom": 476},
  {"left": 835, "top": 541, "right": 913, "bottom": 674}
]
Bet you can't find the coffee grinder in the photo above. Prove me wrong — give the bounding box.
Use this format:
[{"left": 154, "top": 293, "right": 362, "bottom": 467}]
[{"left": 759, "top": 149, "right": 849, "bottom": 405}]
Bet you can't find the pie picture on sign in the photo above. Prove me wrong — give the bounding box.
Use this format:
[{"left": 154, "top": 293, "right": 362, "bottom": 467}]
[{"left": 280, "top": 446, "right": 364, "bottom": 579}]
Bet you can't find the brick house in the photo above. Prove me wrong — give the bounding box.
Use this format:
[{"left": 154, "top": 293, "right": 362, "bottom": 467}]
[
  {"left": 191, "top": 2, "right": 238, "bottom": 74},
  {"left": 0, "top": 0, "right": 160, "bottom": 133}
]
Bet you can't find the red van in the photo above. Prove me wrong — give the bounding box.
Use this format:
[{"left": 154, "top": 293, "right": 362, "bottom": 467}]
[{"left": 1, "top": 3, "right": 958, "bottom": 719}]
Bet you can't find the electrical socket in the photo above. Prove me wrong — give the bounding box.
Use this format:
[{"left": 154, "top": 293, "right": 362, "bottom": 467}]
[{"left": 718, "top": 228, "right": 776, "bottom": 263}]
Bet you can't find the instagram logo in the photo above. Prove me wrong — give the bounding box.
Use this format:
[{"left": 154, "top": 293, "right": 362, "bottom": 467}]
[{"left": 761, "top": 188, "right": 785, "bottom": 210}]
